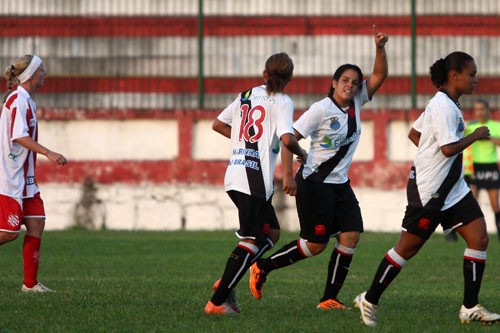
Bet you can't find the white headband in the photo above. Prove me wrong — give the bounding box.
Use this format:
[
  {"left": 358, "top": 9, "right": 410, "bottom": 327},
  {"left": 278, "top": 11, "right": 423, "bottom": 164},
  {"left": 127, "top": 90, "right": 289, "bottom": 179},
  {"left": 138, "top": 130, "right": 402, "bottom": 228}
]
[{"left": 17, "top": 55, "right": 42, "bottom": 83}]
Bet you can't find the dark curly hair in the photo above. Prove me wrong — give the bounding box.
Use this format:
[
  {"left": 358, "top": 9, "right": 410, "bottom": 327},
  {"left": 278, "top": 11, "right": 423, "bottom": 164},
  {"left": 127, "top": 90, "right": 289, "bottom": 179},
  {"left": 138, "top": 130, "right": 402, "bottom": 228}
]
[{"left": 429, "top": 51, "right": 474, "bottom": 88}]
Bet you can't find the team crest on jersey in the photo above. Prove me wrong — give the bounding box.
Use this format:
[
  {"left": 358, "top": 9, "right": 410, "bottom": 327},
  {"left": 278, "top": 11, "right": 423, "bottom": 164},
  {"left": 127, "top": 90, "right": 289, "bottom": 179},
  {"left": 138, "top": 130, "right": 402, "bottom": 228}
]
[
  {"left": 457, "top": 118, "right": 465, "bottom": 132},
  {"left": 319, "top": 135, "right": 333, "bottom": 148},
  {"left": 330, "top": 117, "right": 340, "bottom": 130},
  {"left": 7, "top": 214, "right": 20, "bottom": 227}
]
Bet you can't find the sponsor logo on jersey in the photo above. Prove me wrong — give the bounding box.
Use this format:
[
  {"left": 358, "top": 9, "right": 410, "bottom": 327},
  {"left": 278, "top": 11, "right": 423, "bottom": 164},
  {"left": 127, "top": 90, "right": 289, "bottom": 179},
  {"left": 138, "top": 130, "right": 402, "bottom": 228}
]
[
  {"left": 272, "top": 141, "right": 280, "bottom": 154},
  {"left": 334, "top": 129, "right": 361, "bottom": 149},
  {"left": 241, "top": 90, "right": 251, "bottom": 102},
  {"left": 26, "top": 176, "right": 36, "bottom": 185},
  {"left": 232, "top": 148, "right": 259, "bottom": 158},
  {"left": 320, "top": 135, "right": 333, "bottom": 148},
  {"left": 229, "top": 158, "right": 260, "bottom": 170}
]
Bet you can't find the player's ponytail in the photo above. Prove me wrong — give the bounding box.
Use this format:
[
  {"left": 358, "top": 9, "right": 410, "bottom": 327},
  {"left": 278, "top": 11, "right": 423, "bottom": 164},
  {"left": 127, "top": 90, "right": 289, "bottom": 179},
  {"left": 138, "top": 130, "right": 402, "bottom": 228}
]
[
  {"left": 2, "top": 55, "right": 33, "bottom": 103},
  {"left": 264, "top": 52, "right": 294, "bottom": 95},
  {"left": 429, "top": 51, "right": 474, "bottom": 88}
]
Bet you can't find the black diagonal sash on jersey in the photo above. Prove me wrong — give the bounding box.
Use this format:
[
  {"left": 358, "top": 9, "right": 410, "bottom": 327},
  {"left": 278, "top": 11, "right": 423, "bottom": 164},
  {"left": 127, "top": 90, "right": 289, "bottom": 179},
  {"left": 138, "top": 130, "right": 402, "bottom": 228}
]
[
  {"left": 407, "top": 153, "right": 463, "bottom": 209},
  {"left": 240, "top": 89, "right": 266, "bottom": 199},
  {"left": 306, "top": 103, "right": 357, "bottom": 182}
]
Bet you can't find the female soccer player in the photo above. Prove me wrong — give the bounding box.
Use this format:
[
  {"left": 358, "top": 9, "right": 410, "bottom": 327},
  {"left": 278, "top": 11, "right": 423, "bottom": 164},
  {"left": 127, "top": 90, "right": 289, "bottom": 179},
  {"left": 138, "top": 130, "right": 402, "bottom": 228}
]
[
  {"left": 0, "top": 54, "right": 67, "bottom": 292},
  {"left": 205, "top": 52, "right": 307, "bottom": 314},
  {"left": 249, "top": 25, "right": 388, "bottom": 310},
  {"left": 354, "top": 51, "right": 500, "bottom": 326}
]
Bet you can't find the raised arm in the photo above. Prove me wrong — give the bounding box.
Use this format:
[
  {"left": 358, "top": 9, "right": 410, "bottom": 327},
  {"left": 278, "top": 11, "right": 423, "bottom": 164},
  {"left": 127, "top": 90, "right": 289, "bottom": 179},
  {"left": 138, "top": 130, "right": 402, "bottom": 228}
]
[{"left": 366, "top": 25, "right": 389, "bottom": 99}]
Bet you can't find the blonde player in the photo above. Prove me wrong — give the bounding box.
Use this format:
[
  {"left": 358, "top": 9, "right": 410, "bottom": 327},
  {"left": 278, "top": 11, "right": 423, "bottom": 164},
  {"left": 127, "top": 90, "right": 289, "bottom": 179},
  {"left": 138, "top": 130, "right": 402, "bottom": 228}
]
[{"left": 0, "top": 54, "right": 67, "bottom": 292}]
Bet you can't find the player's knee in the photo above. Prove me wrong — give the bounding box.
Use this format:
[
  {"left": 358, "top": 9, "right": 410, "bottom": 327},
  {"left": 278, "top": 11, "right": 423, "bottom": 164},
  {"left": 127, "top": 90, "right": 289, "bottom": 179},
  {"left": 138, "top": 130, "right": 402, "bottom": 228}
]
[
  {"left": 477, "top": 233, "right": 489, "bottom": 250},
  {"left": 307, "top": 242, "right": 327, "bottom": 255},
  {"left": 0, "top": 232, "right": 18, "bottom": 244},
  {"left": 267, "top": 229, "right": 280, "bottom": 245}
]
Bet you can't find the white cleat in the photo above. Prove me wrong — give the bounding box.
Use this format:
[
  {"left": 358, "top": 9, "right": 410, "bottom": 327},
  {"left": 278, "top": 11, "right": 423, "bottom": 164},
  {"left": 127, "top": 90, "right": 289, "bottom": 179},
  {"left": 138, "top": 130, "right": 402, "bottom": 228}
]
[
  {"left": 459, "top": 304, "right": 500, "bottom": 324},
  {"left": 354, "top": 292, "right": 378, "bottom": 327},
  {"left": 21, "top": 282, "right": 55, "bottom": 293}
]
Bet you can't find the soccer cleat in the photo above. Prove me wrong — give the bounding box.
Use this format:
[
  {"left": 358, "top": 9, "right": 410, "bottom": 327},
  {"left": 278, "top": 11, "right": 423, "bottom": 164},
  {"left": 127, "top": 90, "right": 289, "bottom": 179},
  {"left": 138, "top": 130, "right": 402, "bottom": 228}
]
[
  {"left": 21, "top": 283, "right": 55, "bottom": 293},
  {"left": 354, "top": 292, "right": 378, "bottom": 327},
  {"left": 212, "top": 278, "right": 240, "bottom": 313},
  {"left": 317, "top": 298, "right": 347, "bottom": 310},
  {"left": 459, "top": 304, "right": 500, "bottom": 324},
  {"left": 204, "top": 301, "right": 238, "bottom": 315},
  {"left": 249, "top": 262, "right": 267, "bottom": 300}
]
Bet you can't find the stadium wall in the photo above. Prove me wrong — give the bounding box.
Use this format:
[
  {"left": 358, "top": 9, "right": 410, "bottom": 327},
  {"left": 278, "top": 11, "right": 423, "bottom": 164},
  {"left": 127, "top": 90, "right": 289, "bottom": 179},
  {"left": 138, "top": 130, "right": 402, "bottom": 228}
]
[
  {"left": 1, "top": 1, "right": 499, "bottom": 233},
  {"left": 38, "top": 109, "right": 500, "bottom": 235}
]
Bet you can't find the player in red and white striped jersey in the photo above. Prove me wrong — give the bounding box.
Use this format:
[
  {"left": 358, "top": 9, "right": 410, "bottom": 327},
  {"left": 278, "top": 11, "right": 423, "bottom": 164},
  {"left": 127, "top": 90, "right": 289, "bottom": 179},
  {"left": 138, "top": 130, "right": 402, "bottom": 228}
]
[{"left": 0, "top": 54, "right": 67, "bottom": 293}]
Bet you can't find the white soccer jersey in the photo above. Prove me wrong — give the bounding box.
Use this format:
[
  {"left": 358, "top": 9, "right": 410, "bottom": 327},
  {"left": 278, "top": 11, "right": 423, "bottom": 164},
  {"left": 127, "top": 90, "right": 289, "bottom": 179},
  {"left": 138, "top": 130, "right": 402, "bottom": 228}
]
[
  {"left": 294, "top": 81, "right": 370, "bottom": 184},
  {"left": 0, "top": 86, "right": 40, "bottom": 199},
  {"left": 218, "top": 85, "right": 295, "bottom": 200},
  {"left": 409, "top": 90, "right": 469, "bottom": 210}
]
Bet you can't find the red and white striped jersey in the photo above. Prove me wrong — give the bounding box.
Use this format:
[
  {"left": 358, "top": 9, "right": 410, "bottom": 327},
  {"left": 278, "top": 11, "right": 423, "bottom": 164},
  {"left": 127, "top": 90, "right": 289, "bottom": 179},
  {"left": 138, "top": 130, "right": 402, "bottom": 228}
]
[{"left": 0, "top": 86, "right": 40, "bottom": 199}]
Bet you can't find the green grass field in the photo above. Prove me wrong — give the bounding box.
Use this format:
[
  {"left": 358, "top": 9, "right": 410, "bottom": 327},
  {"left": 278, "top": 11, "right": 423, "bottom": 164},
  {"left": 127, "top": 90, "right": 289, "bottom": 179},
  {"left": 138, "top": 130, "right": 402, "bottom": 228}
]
[{"left": 0, "top": 230, "right": 499, "bottom": 332}]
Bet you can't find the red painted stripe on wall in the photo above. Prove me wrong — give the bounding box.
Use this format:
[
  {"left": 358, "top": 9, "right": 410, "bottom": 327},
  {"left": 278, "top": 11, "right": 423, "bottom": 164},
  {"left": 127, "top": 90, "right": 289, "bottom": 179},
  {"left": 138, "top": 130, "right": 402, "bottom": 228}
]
[
  {"left": 36, "top": 159, "right": 412, "bottom": 189},
  {"left": 0, "top": 15, "right": 498, "bottom": 37},
  {"left": 34, "top": 108, "right": 487, "bottom": 189},
  {"left": 21, "top": 76, "right": 500, "bottom": 95}
]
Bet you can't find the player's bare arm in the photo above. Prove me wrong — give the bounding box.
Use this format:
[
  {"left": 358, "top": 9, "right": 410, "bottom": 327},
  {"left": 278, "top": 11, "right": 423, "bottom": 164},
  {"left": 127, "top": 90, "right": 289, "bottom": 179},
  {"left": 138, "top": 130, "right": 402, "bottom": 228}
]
[
  {"left": 366, "top": 25, "right": 389, "bottom": 98},
  {"left": 441, "top": 125, "right": 490, "bottom": 157},
  {"left": 408, "top": 127, "right": 421, "bottom": 147},
  {"left": 212, "top": 119, "right": 231, "bottom": 138},
  {"left": 14, "top": 136, "right": 67, "bottom": 165}
]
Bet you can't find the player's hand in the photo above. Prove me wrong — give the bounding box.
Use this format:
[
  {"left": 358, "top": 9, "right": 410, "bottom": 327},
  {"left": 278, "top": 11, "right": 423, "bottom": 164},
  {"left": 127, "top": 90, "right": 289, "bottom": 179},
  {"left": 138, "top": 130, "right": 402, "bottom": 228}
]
[
  {"left": 283, "top": 176, "right": 297, "bottom": 196},
  {"left": 46, "top": 150, "right": 67, "bottom": 165},
  {"left": 373, "top": 25, "right": 388, "bottom": 48},
  {"left": 473, "top": 126, "right": 490, "bottom": 141}
]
